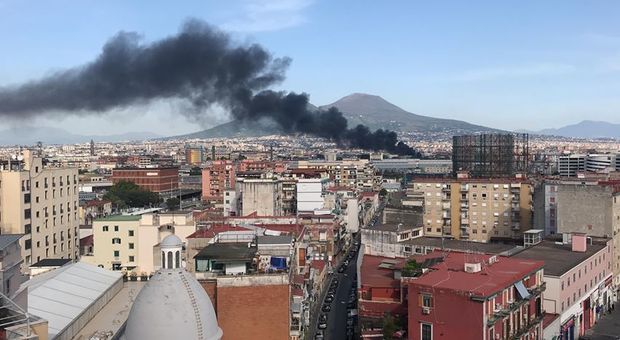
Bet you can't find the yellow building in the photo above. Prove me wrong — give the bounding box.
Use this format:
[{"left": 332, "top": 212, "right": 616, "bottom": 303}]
[
  {"left": 83, "top": 211, "right": 196, "bottom": 275},
  {"left": 0, "top": 150, "right": 79, "bottom": 268},
  {"left": 409, "top": 177, "right": 533, "bottom": 242}
]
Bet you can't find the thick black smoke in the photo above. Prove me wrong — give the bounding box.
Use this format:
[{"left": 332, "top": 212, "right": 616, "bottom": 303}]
[{"left": 0, "top": 19, "right": 420, "bottom": 156}]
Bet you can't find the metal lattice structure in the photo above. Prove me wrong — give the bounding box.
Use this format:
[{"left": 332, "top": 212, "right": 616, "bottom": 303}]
[{"left": 452, "top": 133, "right": 529, "bottom": 178}]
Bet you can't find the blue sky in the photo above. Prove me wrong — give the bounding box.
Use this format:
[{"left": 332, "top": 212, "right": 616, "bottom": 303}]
[{"left": 0, "top": 0, "right": 619, "bottom": 135}]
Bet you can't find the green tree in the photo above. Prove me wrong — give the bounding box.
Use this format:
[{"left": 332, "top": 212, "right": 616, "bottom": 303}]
[
  {"left": 104, "top": 181, "right": 160, "bottom": 208},
  {"left": 401, "top": 259, "right": 420, "bottom": 277},
  {"left": 166, "top": 197, "right": 180, "bottom": 210},
  {"left": 382, "top": 313, "right": 398, "bottom": 340},
  {"left": 379, "top": 188, "right": 388, "bottom": 197}
]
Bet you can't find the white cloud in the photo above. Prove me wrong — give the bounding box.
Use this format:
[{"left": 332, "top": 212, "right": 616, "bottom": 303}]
[
  {"left": 439, "top": 63, "right": 576, "bottom": 82},
  {"left": 223, "top": 0, "right": 314, "bottom": 32}
]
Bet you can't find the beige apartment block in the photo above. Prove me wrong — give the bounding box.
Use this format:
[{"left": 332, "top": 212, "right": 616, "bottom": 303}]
[
  {"left": 83, "top": 211, "right": 195, "bottom": 275},
  {"left": 410, "top": 178, "right": 533, "bottom": 242},
  {"left": 0, "top": 150, "right": 79, "bottom": 269}
]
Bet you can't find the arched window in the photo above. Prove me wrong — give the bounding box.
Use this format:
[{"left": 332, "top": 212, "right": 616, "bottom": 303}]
[
  {"left": 167, "top": 251, "right": 173, "bottom": 269},
  {"left": 161, "top": 251, "right": 165, "bottom": 268},
  {"left": 175, "top": 251, "right": 180, "bottom": 269}
]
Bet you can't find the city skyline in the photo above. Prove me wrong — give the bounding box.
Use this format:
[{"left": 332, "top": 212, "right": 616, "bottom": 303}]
[{"left": 1, "top": 1, "right": 619, "bottom": 135}]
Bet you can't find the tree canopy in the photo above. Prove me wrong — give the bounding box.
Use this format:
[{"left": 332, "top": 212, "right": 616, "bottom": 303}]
[{"left": 104, "top": 181, "right": 160, "bottom": 209}]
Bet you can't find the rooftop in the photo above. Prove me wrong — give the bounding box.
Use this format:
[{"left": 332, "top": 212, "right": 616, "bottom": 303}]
[
  {"left": 372, "top": 223, "right": 422, "bottom": 233},
  {"left": 30, "top": 258, "right": 72, "bottom": 268},
  {"left": 360, "top": 255, "right": 406, "bottom": 288},
  {"left": 194, "top": 242, "right": 257, "bottom": 261},
  {"left": 401, "top": 237, "right": 519, "bottom": 255},
  {"left": 95, "top": 215, "right": 141, "bottom": 222},
  {"left": 410, "top": 251, "right": 543, "bottom": 298},
  {"left": 187, "top": 225, "right": 252, "bottom": 239},
  {"left": 21, "top": 262, "right": 123, "bottom": 338},
  {"left": 257, "top": 235, "right": 294, "bottom": 245},
  {"left": 511, "top": 240, "right": 607, "bottom": 277}
]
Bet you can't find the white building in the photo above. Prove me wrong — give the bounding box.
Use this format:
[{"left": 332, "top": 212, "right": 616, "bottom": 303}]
[
  {"left": 82, "top": 211, "right": 196, "bottom": 275},
  {"left": 558, "top": 154, "right": 586, "bottom": 177},
  {"left": 296, "top": 178, "right": 328, "bottom": 213},
  {"left": 585, "top": 154, "right": 616, "bottom": 173}
]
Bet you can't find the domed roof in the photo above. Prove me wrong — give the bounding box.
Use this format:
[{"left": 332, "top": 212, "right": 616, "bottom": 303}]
[
  {"left": 160, "top": 234, "right": 183, "bottom": 249},
  {"left": 124, "top": 269, "right": 222, "bottom": 340}
]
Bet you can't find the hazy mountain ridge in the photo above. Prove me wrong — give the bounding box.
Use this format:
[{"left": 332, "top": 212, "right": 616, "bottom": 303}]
[
  {"left": 172, "top": 93, "right": 500, "bottom": 139},
  {"left": 0, "top": 126, "right": 161, "bottom": 145},
  {"left": 523, "top": 120, "right": 620, "bottom": 139}
]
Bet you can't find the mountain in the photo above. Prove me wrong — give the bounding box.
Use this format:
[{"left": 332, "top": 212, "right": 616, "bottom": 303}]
[
  {"left": 527, "top": 120, "right": 620, "bottom": 139},
  {"left": 174, "top": 118, "right": 284, "bottom": 139},
  {"left": 172, "top": 93, "right": 499, "bottom": 139},
  {"left": 319, "top": 93, "right": 498, "bottom": 133},
  {"left": 0, "top": 126, "right": 161, "bottom": 145}
]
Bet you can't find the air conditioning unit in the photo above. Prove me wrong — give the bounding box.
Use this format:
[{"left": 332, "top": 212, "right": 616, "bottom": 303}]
[
  {"left": 464, "top": 262, "right": 482, "bottom": 273},
  {"left": 422, "top": 307, "right": 431, "bottom": 315}
]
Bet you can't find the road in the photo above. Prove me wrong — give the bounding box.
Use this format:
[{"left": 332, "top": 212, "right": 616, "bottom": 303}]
[
  {"left": 324, "top": 249, "right": 358, "bottom": 339},
  {"left": 583, "top": 305, "right": 620, "bottom": 340},
  {"left": 308, "top": 237, "right": 359, "bottom": 340}
]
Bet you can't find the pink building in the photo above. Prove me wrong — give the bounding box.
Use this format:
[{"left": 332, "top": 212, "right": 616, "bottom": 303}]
[{"left": 513, "top": 233, "right": 613, "bottom": 339}]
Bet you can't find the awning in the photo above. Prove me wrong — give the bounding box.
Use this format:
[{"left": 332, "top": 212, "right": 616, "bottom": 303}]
[{"left": 515, "top": 281, "right": 531, "bottom": 300}]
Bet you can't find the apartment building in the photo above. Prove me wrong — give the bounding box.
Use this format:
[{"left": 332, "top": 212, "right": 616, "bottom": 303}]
[
  {"left": 201, "top": 160, "right": 236, "bottom": 201},
  {"left": 292, "top": 159, "right": 380, "bottom": 192},
  {"left": 534, "top": 180, "right": 620, "bottom": 286},
  {"left": 0, "top": 150, "right": 80, "bottom": 267},
  {"left": 83, "top": 211, "right": 195, "bottom": 274},
  {"left": 513, "top": 234, "right": 613, "bottom": 339},
  {"left": 409, "top": 177, "right": 533, "bottom": 242},
  {"left": 408, "top": 251, "right": 545, "bottom": 340},
  {"left": 236, "top": 178, "right": 283, "bottom": 216},
  {"left": 296, "top": 178, "right": 328, "bottom": 213}
]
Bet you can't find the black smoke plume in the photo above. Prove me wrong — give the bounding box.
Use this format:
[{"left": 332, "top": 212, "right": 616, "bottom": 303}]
[{"left": 0, "top": 19, "right": 420, "bottom": 156}]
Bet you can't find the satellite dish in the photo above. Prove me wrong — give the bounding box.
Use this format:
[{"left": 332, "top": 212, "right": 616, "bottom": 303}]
[
  {"left": 17, "top": 155, "right": 24, "bottom": 161},
  {"left": 11, "top": 155, "right": 17, "bottom": 160}
]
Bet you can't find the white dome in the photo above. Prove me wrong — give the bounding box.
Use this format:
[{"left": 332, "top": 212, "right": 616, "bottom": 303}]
[
  {"left": 160, "top": 234, "right": 183, "bottom": 249},
  {"left": 124, "top": 269, "right": 222, "bottom": 340}
]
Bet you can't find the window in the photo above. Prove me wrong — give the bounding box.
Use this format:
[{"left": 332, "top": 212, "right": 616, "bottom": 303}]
[
  {"left": 421, "top": 294, "right": 433, "bottom": 308},
  {"left": 112, "top": 238, "right": 121, "bottom": 244},
  {"left": 129, "top": 256, "right": 135, "bottom": 262},
  {"left": 114, "top": 225, "right": 119, "bottom": 232},
  {"left": 129, "top": 243, "right": 134, "bottom": 249},
  {"left": 103, "top": 225, "right": 109, "bottom": 232},
  {"left": 128, "top": 230, "right": 134, "bottom": 237},
  {"left": 113, "top": 250, "right": 120, "bottom": 257},
  {"left": 421, "top": 323, "right": 432, "bottom": 340},
  {"left": 25, "top": 239, "right": 32, "bottom": 250}
]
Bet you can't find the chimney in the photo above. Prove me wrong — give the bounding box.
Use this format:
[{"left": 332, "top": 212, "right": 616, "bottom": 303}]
[{"left": 571, "top": 232, "right": 587, "bottom": 252}]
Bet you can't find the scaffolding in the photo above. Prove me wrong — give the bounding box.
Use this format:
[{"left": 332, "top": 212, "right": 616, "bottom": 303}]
[{"left": 452, "top": 133, "right": 529, "bottom": 178}]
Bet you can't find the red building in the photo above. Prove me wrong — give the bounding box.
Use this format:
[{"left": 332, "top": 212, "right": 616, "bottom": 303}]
[
  {"left": 359, "top": 255, "right": 408, "bottom": 321},
  {"left": 408, "top": 251, "right": 545, "bottom": 340},
  {"left": 201, "top": 160, "right": 237, "bottom": 201},
  {"left": 111, "top": 167, "right": 178, "bottom": 194}
]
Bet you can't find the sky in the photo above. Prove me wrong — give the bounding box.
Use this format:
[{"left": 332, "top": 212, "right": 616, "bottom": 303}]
[{"left": 0, "top": 0, "right": 619, "bottom": 136}]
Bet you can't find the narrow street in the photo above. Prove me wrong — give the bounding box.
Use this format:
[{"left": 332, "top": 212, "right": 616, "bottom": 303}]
[{"left": 309, "top": 237, "right": 360, "bottom": 340}]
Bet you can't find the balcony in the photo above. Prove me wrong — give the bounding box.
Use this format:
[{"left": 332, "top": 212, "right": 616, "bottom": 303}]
[{"left": 510, "top": 313, "right": 545, "bottom": 339}]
